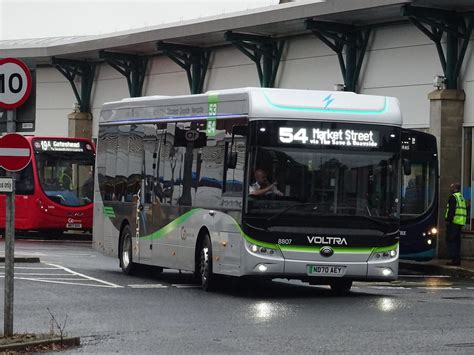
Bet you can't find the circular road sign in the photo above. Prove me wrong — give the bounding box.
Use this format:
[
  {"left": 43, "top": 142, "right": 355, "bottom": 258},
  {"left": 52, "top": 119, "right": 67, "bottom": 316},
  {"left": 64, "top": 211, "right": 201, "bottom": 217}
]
[
  {"left": 0, "top": 134, "right": 32, "bottom": 172},
  {"left": 0, "top": 58, "right": 33, "bottom": 110}
]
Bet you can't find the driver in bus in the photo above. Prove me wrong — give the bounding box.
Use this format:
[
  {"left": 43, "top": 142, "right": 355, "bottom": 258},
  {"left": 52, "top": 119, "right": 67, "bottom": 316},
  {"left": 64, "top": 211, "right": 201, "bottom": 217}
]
[
  {"left": 59, "top": 168, "right": 73, "bottom": 190},
  {"left": 249, "top": 168, "right": 283, "bottom": 197}
]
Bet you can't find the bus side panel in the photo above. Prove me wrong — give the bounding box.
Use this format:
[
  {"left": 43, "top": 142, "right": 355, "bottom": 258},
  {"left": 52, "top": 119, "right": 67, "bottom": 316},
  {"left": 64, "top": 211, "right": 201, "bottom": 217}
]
[
  {"left": 92, "top": 195, "right": 105, "bottom": 253},
  {"left": 0, "top": 195, "right": 37, "bottom": 230},
  {"left": 93, "top": 209, "right": 119, "bottom": 258},
  {"left": 146, "top": 207, "right": 242, "bottom": 276},
  {"left": 93, "top": 190, "right": 122, "bottom": 258},
  {"left": 150, "top": 205, "right": 180, "bottom": 270},
  {"left": 203, "top": 211, "right": 243, "bottom": 277},
  {"left": 13, "top": 195, "right": 36, "bottom": 230},
  {"left": 170, "top": 208, "right": 242, "bottom": 276}
]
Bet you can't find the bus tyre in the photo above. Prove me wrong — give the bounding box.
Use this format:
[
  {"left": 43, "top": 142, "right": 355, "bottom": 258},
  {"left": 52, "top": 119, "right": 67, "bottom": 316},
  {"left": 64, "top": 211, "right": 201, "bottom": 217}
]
[
  {"left": 199, "top": 234, "right": 215, "bottom": 291},
  {"left": 330, "top": 279, "right": 353, "bottom": 295},
  {"left": 120, "top": 224, "right": 136, "bottom": 275}
]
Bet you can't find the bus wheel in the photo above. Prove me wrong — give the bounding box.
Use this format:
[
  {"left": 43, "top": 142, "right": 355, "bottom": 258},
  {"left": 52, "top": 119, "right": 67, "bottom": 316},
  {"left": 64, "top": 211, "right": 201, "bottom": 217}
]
[
  {"left": 330, "top": 279, "right": 353, "bottom": 295},
  {"left": 199, "top": 234, "right": 215, "bottom": 291},
  {"left": 120, "top": 224, "right": 135, "bottom": 275}
]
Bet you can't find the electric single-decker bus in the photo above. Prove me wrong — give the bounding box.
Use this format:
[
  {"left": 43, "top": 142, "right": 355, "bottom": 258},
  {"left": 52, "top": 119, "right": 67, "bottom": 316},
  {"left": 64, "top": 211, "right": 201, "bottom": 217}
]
[
  {"left": 0, "top": 136, "right": 95, "bottom": 236},
  {"left": 94, "top": 88, "right": 404, "bottom": 293}
]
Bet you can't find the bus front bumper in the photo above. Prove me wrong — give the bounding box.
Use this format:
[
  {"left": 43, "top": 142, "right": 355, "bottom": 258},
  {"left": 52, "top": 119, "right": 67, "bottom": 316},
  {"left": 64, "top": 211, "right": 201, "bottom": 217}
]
[{"left": 241, "top": 243, "right": 399, "bottom": 281}]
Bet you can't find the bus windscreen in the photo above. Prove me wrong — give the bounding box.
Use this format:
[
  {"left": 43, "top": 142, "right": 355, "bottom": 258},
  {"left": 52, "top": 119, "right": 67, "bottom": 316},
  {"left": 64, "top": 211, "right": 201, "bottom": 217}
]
[{"left": 33, "top": 139, "right": 95, "bottom": 207}]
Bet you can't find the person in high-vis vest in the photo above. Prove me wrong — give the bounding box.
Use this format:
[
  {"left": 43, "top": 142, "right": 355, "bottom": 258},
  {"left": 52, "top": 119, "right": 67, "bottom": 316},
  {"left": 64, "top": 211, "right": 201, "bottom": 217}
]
[
  {"left": 59, "top": 168, "right": 73, "bottom": 190},
  {"left": 444, "top": 182, "right": 467, "bottom": 266}
]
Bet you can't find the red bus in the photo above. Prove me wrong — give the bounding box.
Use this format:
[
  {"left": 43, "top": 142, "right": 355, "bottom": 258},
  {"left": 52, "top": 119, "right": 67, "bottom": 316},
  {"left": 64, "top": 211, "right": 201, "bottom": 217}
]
[{"left": 0, "top": 136, "right": 95, "bottom": 236}]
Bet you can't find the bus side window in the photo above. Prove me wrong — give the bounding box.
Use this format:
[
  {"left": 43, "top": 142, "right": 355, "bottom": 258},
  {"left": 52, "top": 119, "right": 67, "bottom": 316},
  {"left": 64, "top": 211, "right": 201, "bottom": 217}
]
[
  {"left": 223, "top": 123, "right": 247, "bottom": 195},
  {"left": 16, "top": 164, "right": 34, "bottom": 195},
  {"left": 126, "top": 125, "right": 144, "bottom": 202},
  {"left": 116, "top": 125, "right": 130, "bottom": 202},
  {"left": 0, "top": 163, "right": 34, "bottom": 195},
  {"left": 143, "top": 124, "right": 158, "bottom": 204},
  {"left": 194, "top": 122, "right": 224, "bottom": 207},
  {"left": 100, "top": 126, "right": 118, "bottom": 201}
]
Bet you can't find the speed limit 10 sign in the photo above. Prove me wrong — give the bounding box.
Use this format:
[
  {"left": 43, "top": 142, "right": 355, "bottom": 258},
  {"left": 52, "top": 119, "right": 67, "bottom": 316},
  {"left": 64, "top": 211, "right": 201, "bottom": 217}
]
[{"left": 0, "top": 58, "right": 33, "bottom": 110}]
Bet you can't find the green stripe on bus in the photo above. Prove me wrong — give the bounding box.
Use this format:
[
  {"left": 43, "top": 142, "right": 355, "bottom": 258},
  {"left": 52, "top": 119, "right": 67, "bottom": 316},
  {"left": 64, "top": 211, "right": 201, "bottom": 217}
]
[
  {"left": 141, "top": 208, "right": 202, "bottom": 241},
  {"left": 279, "top": 245, "right": 375, "bottom": 253},
  {"left": 103, "top": 206, "right": 115, "bottom": 217},
  {"left": 136, "top": 209, "right": 398, "bottom": 254},
  {"left": 235, "top": 219, "right": 399, "bottom": 254},
  {"left": 238, "top": 226, "right": 279, "bottom": 249}
]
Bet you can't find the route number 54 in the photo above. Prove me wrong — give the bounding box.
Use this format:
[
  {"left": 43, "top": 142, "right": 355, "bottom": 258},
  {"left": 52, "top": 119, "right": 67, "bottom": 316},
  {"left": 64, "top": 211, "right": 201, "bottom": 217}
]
[{"left": 279, "top": 127, "right": 309, "bottom": 144}]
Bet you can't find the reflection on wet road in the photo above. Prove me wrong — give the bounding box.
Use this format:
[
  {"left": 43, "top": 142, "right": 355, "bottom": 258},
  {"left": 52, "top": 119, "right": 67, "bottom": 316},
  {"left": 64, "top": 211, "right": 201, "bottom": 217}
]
[{"left": 1, "top": 239, "right": 473, "bottom": 353}]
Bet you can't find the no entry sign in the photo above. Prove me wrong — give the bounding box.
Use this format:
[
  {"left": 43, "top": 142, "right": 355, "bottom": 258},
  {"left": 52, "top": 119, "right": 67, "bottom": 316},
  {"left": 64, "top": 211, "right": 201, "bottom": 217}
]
[
  {"left": 0, "top": 133, "right": 32, "bottom": 172},
  {"left": 0, "top": 58, "right": 33, "bottom": 110}
]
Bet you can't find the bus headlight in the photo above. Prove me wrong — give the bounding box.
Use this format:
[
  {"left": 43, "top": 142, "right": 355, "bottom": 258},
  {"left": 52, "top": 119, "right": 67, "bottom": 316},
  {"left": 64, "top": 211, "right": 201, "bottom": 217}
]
[
  {"left": 248, "top": 243, "right": 276, "bottom": 255},
  {"left": 369, "top": 246, "right": 398, "bottom": 261}
]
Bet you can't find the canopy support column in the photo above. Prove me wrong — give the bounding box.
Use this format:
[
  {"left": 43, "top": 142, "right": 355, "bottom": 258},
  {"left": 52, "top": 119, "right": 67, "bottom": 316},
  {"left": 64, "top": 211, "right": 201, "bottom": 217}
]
[
  {"left": 157, "top": 42, "right": 210, "bottom": 94},
  {"left": 224, "top": 32, "right": 284, "bottom": 88},
  {"left": 100, "top": 51, "right": 149, "bottom": 97},
  {"left": 305, "top": 20, "right": 370, "bottom": 93}
]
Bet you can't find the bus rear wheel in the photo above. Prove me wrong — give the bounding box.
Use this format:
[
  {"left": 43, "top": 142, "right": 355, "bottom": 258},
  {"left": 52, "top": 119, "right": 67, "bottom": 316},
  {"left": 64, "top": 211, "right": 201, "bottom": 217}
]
[
  {"left": 330, "top": 279, "right": 353, "bottom": 295},
  {"left": 199, "top": 234, "right": 215, "bottom": 291},
  {"left": 120, "top": 224, "right": 136, "bottom": 275}
]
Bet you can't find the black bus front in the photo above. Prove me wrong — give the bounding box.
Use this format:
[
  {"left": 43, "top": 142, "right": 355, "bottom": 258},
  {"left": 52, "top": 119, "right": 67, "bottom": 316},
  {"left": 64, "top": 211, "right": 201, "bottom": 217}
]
[{"left": 241, "top": 120, "right": 402, "bottom": 283}]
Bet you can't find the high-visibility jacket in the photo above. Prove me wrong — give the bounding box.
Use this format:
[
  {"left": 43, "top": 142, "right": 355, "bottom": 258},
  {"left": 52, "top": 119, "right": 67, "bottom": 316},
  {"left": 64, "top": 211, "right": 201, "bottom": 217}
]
[
  {"left": 445, "top": 192, "right": 467, "bottom": 225},
  {"left": 59, "top": 171, "right": 73, "bottom": 190}
]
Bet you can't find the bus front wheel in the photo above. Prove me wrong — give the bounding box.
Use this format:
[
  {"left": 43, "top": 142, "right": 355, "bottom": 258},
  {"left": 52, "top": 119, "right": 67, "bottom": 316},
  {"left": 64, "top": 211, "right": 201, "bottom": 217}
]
[
  {"left": 199, "top": 234, "right": 215, "bottom": 291},
  {"left": 330, "top": 279, "right": 353, "bottom": 295},
  {"left": 120, "top": 224, "right": 136, "bottom": 275}
]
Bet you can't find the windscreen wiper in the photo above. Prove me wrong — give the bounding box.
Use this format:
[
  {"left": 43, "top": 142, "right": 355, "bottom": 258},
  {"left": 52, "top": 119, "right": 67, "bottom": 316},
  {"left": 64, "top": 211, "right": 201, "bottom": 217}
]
[{"left": 266, "top": 203, "right": 319, "bottom": 222}]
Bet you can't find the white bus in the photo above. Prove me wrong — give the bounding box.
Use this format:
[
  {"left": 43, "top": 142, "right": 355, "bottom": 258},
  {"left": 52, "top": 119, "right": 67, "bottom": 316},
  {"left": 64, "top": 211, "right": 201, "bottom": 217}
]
[{"left": 93, "top": 88, "right": 402, "bottom": 293}]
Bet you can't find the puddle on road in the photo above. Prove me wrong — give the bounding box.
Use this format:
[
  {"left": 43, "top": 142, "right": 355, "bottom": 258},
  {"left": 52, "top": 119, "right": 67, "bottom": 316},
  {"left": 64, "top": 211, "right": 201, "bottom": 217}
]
[{"left": 375, "top": 297, "right": 407, "bottom": 312}]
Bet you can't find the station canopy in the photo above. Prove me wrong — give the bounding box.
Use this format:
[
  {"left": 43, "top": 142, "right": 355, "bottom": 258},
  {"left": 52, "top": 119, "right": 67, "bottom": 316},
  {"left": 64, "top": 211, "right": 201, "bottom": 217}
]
[{"left": 0, "top": 0, "right": 473, "bottom": 66}]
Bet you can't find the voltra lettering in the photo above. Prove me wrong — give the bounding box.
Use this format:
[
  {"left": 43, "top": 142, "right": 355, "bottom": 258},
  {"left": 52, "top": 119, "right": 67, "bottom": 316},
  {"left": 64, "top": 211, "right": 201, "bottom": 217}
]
[{"left": 307, "top": 236, "right": 348, "bottom": 245}]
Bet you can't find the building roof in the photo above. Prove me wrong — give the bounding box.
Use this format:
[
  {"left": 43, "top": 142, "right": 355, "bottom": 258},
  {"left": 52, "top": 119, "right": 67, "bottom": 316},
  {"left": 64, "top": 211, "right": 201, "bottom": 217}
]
[{"left": 1, "top": 0, "right": 472, "bottom": 66}]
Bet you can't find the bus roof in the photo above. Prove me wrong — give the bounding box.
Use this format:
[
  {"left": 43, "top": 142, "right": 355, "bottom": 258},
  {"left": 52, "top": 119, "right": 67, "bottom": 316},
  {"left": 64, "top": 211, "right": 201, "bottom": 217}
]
[{"left": 99, "top": 87, "right": 402, "bottom": 126}]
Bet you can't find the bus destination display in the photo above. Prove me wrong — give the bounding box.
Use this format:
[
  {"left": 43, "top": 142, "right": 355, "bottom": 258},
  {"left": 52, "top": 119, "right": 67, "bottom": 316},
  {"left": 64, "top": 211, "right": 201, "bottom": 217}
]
[
  {"left": 33, "top": 140, "right": 86, "bottom": 153},
  {"left": 279, "top": 127, "right": 379, "bottom": 147}
]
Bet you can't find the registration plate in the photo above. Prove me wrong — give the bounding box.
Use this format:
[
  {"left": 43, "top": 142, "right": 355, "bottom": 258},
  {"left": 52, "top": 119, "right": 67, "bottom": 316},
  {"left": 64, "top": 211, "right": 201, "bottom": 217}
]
[
  {"left": 66, "top": 223, "right": 82, "bottom": 229},
  {"left": 308, "top": 265, "right": 346, "bottom": 277}
]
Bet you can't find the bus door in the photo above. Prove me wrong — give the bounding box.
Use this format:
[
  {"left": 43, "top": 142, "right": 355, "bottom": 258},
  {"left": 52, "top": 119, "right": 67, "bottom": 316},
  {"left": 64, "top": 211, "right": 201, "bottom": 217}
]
[
  {"left": 137, "top": 181, "right": 153, "bottom": 264},
  {"left": 123, "top": 125, "right": 150, "bottom": 264},
  {"left": 150, "top": 123, "right": 181, "bottom": 269}
]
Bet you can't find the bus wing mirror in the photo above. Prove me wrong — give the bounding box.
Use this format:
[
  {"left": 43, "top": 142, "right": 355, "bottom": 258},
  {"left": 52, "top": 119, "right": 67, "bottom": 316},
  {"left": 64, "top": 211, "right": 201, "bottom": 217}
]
[
  {"left": 228, "top": 152, "right": 238, "bottom": 170},
  {"left": 403, "top": 158, "right": 411, "bottom": 175}
]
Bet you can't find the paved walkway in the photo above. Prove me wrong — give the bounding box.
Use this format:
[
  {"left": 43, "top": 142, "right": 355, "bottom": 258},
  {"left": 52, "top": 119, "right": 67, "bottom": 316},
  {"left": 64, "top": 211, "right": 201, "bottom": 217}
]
[{"left": 400, "top": 258, "right": 474, "bottom": 278}]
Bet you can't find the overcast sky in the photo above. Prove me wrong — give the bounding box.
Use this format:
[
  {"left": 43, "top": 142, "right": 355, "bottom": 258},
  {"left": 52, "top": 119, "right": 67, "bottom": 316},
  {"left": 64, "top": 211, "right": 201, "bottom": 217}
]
[{"left": 0, "top": 0, "right": 280, "bottom": 40}]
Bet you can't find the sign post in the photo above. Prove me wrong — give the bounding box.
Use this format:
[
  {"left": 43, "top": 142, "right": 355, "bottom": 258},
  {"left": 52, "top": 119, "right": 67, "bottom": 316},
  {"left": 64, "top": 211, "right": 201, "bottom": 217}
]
[{"left": 0, "top": 58, "right": 33, "bottom": 337}]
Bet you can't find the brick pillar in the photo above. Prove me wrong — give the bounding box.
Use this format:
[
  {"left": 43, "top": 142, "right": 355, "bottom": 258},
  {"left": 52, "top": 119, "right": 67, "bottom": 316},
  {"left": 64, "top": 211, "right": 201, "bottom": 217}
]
[
  {"left": 68, "top": 111, "right": 93, "bottom": 139},
  {"left": 428, "top": 89, "right": 465, "bottom": 259}
]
